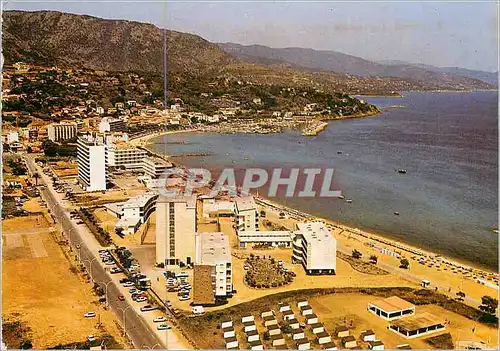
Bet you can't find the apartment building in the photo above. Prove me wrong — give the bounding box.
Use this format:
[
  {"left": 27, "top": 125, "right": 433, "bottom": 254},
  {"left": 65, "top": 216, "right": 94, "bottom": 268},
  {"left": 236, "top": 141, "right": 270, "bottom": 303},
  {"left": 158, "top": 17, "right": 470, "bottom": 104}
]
[
  {"left": 155, "top": 195, "right": 197, "bottom": 267},
  {"left": 99, "top": 117, "right": 126, "bottom": 133},
  {"left": 234, "top": 196, "right": 259, "bottom": 233},
  {"left": 106, "top": 142, "right": 148, "bottom": 169},
  {"left": 292, "top": 222, "right": 336, "bottom": 275},
  {"left": 106, "top": 193, "right": 158, "bottom": 234},
  {"left": 47, "top": 122, "right": 78, "bottom": 142},
  {"left": 142, "top": 156, "right": 173, "bottom": 179},
  {"left": 77, "top": 134, "right": 107, "bottom": 191},
  {"left": 193, "top": 232, "right": 233, "bottom": 305}
]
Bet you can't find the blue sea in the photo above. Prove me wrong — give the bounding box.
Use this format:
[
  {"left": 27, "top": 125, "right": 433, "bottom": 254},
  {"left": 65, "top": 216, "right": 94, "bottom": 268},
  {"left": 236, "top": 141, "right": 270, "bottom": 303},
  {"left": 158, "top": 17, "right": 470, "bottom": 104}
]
[{"left": 150, "top": 91, "right": 498, "bottom": 270}]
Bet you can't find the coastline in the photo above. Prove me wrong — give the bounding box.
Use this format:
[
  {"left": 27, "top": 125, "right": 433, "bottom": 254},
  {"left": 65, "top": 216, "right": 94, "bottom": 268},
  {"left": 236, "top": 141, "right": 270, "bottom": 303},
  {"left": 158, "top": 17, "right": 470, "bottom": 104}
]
[{"left": 143, "top": 135, "right": 497, "bottom": 275}]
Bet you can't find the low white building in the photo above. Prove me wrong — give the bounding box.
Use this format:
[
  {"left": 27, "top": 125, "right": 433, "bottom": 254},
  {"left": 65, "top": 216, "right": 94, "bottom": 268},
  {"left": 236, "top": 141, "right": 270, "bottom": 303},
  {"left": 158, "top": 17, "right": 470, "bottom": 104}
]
[
  {"left": 106, "top": 193, "right": 158, "bottom": 234},
  {"left": 142, "top": 156, "right": 173, "bottom": 179},
  {"left": 7, "top": 131, "right": 19, "bottom": 144},
  {"left": 237, "top": 230, "right": 292, "bottom": 248},
  {"left": 292, "top": 222, "right": 336, "bottom": 275}
]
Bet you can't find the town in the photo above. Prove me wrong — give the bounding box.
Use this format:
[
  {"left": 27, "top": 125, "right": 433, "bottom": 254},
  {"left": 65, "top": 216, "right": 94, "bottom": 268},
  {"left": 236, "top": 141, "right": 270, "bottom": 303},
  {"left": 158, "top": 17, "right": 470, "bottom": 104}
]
[{"left": 3, "top": 61, "right": 499, "bottom": 351}]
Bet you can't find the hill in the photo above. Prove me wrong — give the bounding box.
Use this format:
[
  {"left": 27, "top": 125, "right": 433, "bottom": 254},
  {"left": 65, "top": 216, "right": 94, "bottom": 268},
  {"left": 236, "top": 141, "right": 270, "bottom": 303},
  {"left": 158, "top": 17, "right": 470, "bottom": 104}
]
[
  {"left": 218, "top": 43, "right": 494, "bottom": 90},
  {"left": 2, "top": 10, "right": 235, "bottom": 75}
]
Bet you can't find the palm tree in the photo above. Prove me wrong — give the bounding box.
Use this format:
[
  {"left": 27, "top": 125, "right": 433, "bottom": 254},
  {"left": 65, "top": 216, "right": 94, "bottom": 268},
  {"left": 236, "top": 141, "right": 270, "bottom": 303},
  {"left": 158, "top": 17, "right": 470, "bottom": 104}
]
[
  {"left": 400, "top": 258, "right": 410, "bottom": 269},
  {"left": 369, "top": 255, "right": 378, "bottom": 264}
]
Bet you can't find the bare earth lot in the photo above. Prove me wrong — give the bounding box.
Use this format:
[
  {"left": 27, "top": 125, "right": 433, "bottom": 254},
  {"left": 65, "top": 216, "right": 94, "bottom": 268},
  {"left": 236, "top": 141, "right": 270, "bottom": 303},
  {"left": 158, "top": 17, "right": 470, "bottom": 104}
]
[{"left": 2, "top": 214, "right": 126, "bottom": 349}]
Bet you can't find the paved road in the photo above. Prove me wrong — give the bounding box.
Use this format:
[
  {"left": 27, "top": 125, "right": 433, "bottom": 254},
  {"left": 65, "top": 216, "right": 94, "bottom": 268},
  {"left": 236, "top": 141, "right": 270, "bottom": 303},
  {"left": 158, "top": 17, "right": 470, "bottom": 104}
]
[{"left": 24, "top": 155, "right": 166, "bottom": 349}]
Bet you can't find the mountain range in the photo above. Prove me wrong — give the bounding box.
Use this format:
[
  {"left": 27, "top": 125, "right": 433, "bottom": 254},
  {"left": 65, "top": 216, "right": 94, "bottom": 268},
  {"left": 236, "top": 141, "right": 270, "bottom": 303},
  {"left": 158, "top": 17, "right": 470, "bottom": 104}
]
[
  {"left": 218, "top": 43, "right": 497, "bottom": 88},
  {"left": 2, "top": 10, "right": 496, "bottom": 93}
]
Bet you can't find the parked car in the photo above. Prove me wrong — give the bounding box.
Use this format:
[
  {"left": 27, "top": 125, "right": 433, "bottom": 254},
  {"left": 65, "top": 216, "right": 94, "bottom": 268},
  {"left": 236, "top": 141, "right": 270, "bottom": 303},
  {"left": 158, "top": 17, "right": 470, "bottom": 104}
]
[
  {"left": 140, "top": 305, "right": 158, "bottom": 312},
  {"left": 76, "top": 221, "right": 84, "bottom": 225},
  {"left": 84, "top": 312, "right": 96, "bottom": 318},
  {"left": 179, "top": 295, "right": 190, "bottom": 301},
  {"left": 110, "top": 267, "right": 123, "bottom": 274},
  {"left": 157, "top": 324, "right": 172, "bottom": 330},
  {"left": 118, "top": 295, "right": 125, "bottom": 301},
  {"left": 136, "top": 296, "right": 148, "bottom": 302},
  {"left": 87, "top": 335, "right": 95, "bottom": 342},
  {"left": 122, "top": 282, "right": 135, "bottom": 287},
  {"left": 153, "top": 316, "right": 167, "bottom": 323},
  {"left": 129, "top": 288, "right": 138, "bottom": 294}
]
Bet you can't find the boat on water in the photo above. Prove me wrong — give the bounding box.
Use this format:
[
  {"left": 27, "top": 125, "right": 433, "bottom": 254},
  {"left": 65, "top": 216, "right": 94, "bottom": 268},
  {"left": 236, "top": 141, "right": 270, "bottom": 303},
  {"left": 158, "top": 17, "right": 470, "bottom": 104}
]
[
  {"left": 337, "top": 151, "right": 343, "bottom": 154},
  {"left": 394, "top": 212, "right": 400, "bottom": 216},
  {"left": 346, "top": 199, "right": 353, "bottom": 203},
  {"left": 397, "top": 169, "right": 407, "bottom": 174}
]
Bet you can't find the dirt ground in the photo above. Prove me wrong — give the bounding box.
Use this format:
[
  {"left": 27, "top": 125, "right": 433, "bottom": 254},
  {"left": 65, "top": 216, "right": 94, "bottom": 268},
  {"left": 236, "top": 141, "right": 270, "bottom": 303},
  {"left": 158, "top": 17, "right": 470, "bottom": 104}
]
[{"left": 2, "top": 214, "right": 128, "bottom": 349}]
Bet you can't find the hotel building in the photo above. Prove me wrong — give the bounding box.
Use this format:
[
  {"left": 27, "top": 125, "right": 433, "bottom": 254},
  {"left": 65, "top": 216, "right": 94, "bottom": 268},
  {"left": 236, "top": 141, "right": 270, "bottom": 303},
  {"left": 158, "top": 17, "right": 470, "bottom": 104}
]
[
  {"left": 155, "top": 195, "right": 197, "bottom": 267},
  {"left": 106, "top": 142, "right": 148, "bottom": 169},
  {"left": 193, "top": 232, "right": 233, "bottom": 305},
  {"left": 99, "top": 117, "right": 126, "bottom": 133},
  {"left": 292, "top": 222, "right": 336, "bottom": 275},
  {"left": 77, "top": 134, "right": 107, "bottom": 191}
]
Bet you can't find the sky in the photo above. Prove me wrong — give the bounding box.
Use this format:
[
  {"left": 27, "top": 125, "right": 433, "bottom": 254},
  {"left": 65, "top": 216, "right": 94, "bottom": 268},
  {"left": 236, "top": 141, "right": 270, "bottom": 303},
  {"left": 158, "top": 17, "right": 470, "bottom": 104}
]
[{"left": 4, "top": 0, "right": 499, "bottom": 72}]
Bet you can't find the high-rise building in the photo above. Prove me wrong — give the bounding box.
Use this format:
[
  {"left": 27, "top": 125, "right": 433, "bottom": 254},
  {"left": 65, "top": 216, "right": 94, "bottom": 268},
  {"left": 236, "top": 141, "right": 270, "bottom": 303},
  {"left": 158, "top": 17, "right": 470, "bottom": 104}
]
[
  {"left": 47, "top": 122, "right": 78, "bottom": 142},
  {"left": 106, "top": 142, "right": 148, "bottom": 169},
  {"left": 77, "top": 134, "right": 107, "bottom": 191},
  {"left": 292, "top": 222, "right": 336, "bottom": 275},
  {"left": 155, "top": 195, "right": 197, "bottom": 267},
  {"left": 193, "top": 232, "right": 233, "bottom": 305}
]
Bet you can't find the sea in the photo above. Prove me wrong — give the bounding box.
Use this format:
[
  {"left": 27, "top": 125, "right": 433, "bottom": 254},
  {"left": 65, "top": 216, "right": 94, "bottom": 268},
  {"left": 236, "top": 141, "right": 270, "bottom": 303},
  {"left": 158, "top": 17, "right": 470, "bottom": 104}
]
[{"left": 149, "top": 91, "right": 499, "bottom": 271}]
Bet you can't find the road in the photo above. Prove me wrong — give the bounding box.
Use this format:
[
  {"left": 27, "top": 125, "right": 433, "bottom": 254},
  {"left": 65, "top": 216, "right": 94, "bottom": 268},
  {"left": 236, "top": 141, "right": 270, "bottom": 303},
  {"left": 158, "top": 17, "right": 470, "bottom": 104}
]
[{"left": 24, "top": 155, "right": 167, "bottom": 349}]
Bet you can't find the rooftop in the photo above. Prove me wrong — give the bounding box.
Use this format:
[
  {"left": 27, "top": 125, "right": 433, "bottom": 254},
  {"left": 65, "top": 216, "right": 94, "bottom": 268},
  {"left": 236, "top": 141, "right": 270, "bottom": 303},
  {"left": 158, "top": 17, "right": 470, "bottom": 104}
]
[
  {"left": 370, "top": 296, "right": 415, "bottom": 313},
  {"left": 389, "top": 312, "right": 443, "bottom": 331},
  {"left": 294, "top": 221, "right": 336, "bottom": 245},
  {"left": 195, "top": 232, "right": 231, "bottom": 265},
  {"left": 235, "top": 195, "right": 257, "bottom": 212},
  {"left": 157, "top": 194, "right": 196, "bottom": 208}
]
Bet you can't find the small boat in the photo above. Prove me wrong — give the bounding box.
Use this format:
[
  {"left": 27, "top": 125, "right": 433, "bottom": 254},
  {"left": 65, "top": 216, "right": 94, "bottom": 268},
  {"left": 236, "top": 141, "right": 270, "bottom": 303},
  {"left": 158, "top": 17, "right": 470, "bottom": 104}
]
[
  {"left": 338, "top": 195, "right": 345, "bottom": 200},
  {"left": 337, "top": 151, "right": 343, "bottom": 154},
  {"left": 346, "top": 199, "right": 353, "bottom": 203},
  {"left": 397, "top": 169, "right": 407, "bottom": 174},
  {"left": 394, "top": 212, "right": 400, "bottom": 216}
]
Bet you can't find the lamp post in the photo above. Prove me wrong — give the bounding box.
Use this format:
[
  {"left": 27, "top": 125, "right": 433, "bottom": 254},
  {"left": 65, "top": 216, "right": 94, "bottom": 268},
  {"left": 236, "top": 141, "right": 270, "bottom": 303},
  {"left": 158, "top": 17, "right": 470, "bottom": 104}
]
[
  {"left": 97, "top": 281, "right": 114, "bottom": 308},
  {"left": 117, "top": 306, "right": 133, "bottom": 337},
  {"left": 84, "top": 257, "right": 98, "bottom": 281}
]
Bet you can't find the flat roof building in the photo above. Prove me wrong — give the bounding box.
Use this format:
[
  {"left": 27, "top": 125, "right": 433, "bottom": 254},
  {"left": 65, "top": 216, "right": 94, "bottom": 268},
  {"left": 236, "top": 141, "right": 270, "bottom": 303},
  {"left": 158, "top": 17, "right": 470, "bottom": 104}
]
[
  {"left": 193, "top": 232, "right": 233, "bottom": 305},
  {"left": 143, "top": 156, "right": 173, "bottom": 179},
  {"left": 368, "top": 296, "right": 415, "bottom": 321},
  {"left": 292, "top": 222, "right": 336, "bottom": 275},
  {"left": 388, "top": 312, "right": 445, "bottom": 339},
  {"left": 48, "top": 122, "right": 77, "bottom": 142},
  {"left": 155, "top": 195, "right": 196, "bottom": 267},
  {"left": 106, "top": 142, "right": 147, "bottom": 169},
  {"left": 99, "top": 117, "right": 126, "bottom": 133},
  {"left": 237, "top": 230, "right": 292, "bottom": 248},
  {"left": 234, "top": 196, "right": 258, "bottom": 233}
]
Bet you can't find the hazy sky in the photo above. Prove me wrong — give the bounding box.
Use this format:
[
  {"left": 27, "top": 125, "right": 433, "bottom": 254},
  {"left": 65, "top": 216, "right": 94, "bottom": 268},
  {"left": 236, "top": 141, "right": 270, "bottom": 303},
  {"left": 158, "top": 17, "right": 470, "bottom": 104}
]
[{"left": 5, "top": 1, "right": 499, "bottom": 72}]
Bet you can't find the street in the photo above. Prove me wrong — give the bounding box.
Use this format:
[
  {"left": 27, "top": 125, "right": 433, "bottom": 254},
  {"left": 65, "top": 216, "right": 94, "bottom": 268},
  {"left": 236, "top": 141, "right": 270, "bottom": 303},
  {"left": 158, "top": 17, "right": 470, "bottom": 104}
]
[{"left": 24, "top": 155, "right": 167, "bottom": 349}]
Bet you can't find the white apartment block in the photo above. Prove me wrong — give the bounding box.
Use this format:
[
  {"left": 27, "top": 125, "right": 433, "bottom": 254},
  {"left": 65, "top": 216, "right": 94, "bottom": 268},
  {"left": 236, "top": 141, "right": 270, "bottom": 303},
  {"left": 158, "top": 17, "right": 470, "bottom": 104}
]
[
  {"left": 77, "top": 134, "right": 107, "bottom": 191},
  {"left": 47, "top": 122, "right": 77, "bottom": 142},
  {"left": 7, "top": 131, "right": 19, "bottom": 144},
  {"left": 194, "top": 232, "right": 233, "bottom": 304},
  {"left": 292, "top": 222, "right": 336, "bottom": 275},
  {"left": 234, "top": 196, "right": 259, "bottom": 233},
  {"left": 106, "top": 143, "right": 148, "bottom": 169},
  {"left": 143, "top": 156, "right": 173, "bottom": 179},
  {"left": 99, "top": 117, "right": 126, "bottom": 133},
  {"left": 155, "top": 195, "right": 197, "bottom": 267},
  {"left": 106, "top": 193, "right": 158, "bottom": 234}
]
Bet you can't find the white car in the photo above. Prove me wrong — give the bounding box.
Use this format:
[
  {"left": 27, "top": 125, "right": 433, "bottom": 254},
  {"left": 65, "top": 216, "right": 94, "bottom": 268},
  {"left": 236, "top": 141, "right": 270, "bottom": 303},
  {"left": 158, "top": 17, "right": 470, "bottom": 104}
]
[
  {"left": 84, "top": 312, "right": 96, "bottom": 318},
  {"left": 153, "top": 316, "right": 167, "bottom": 323},
  {"left": 136, "top": 296, "right": 148, "bottom": 302},
  {"left": 122, "top": 282, "right": 135, "bottom": 287},
  {"left": 87, "top": 335, "right": 95, "bottom": 342},
  {"left": 179, "top": 295, "right": 190, "bottom": 301},
  {"left": 129, "top": 288, "right": 138, "bottom": 294},
  {"left": 157, "top": 324, "right": 172, "bottom": 330}
]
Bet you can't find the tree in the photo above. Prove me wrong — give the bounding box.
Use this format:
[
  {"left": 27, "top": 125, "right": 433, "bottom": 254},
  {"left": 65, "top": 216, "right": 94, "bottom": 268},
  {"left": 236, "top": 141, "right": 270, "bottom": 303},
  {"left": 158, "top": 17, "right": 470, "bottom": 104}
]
[
  {"left": 369, "top": 255, "right": 378, "bottom": 264},
  {"left": 42, "top": 140, "right": 58, "bottom": 157},
  {"left": 280, "top": 324, "right": 292, "bottom": 334},
  {"left": 456, "top": 291, "right": 466, "bottom": 301},
  {"left": 399, "top": 258, "right": 410, "bottom": 269},
  {"left": 479, "top": 295, "right": 498, "bottom": 314},
  {"left": 352, "top": 249, "right": 362, "bottom": 259},
  {"left": 263, "top": 331, "right": 270, "bottom": 340},
  {"left": 27, "top": 145, "right": 33, "bottom": 153},
  {"left": 33, "top": 172, "right": 40, "bottom": 186}
]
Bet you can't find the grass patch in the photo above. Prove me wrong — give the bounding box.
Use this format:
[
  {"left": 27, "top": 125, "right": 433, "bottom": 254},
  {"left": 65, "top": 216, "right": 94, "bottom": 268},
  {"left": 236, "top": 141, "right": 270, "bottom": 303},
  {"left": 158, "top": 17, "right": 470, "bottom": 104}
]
[
  {"left": 338, "top": 252, "right": 389, "bottom": 275},
  {"left": 424, "top": 332, "right": 454, "bottom": 349}
]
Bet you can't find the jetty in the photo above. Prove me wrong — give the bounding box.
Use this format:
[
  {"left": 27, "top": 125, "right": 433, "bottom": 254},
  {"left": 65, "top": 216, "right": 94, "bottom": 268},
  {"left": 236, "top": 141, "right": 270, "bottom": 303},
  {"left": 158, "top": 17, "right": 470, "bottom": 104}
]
[{"left": 301, "top": 121, "right": 329, "bottom": 136}]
